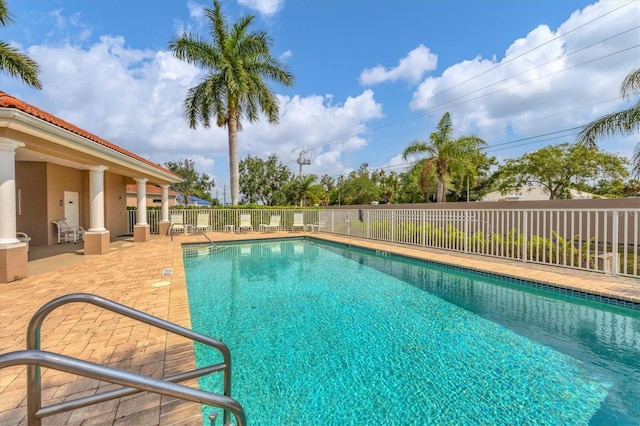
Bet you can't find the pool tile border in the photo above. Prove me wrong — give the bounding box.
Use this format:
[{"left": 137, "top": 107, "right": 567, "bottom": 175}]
[
  {"left": 313, "top": 238, "right": 640, "bottom": 312},
  {"left": 181, "top": 237, "right": 640, "bottom": 312}
]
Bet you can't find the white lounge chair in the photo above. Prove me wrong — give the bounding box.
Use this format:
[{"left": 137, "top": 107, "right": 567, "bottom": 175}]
[
  {"left": 170, "top": 214, "right": 186, "bottom": 234},
  {"left": 195, "top": 213, "right": 211, "bottom": 233},
  {"left": 238, "top": 214, "right": 253, "bottom": 233},
  {"left": 260, "top": 215, "right": 281, "bottom": 233},
  {"left": 17, "top": 232, "right": 31, "bottom": 252},
  {"left": 311, "top": 217, "right": 328, "bottom": 233},
  {"left": 52, "top": 219, "right": 85, "bottom": 244},
  {"left": 292, "top": 212, "right": 308, "bottom": 232}
]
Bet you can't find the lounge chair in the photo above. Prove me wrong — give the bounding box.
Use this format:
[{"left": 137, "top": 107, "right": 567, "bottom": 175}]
[
  {"left": 311, "top": 217, "right": 328, "bottom": 233},
  {"left": 260, "top": 215, "right": 281, "bottom": 233},
  {"left": 53, "top": 219, "right": 85, "bottom": 244},
  {"left": 17, "top": 232, "right": 31, "bottom": 252},
  {"left": 292, "top": 212, "right": 308, "bottom": 232},
  {"left": 170, "top": 214, "right": 186, "bottom": 234},
  {"left": 238, "top": 214, "right": 253, "bottom": 233},
  {"left": 195, "top": 213, "right": 211, "bottom": 233}
]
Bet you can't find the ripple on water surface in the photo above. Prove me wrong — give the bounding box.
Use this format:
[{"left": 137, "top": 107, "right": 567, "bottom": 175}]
[{"left": 186, "top": 241, "right": 617, "bottom": 425}]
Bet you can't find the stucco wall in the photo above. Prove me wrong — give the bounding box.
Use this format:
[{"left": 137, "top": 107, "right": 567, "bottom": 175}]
[
  {"left": 15, "top": 162, "right": 48, "bottom": 246},
  {"left": 105, "top": 173, "right": 128, "bottom": 237},
  {"left": 46, "top": 163, "right": 84, "bottom": 245}
]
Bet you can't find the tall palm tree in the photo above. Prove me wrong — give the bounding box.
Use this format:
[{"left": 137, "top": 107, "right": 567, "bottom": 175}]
[
  {"left": 577, "top": 67, "right": 640, "bottom": 178},
  {"left": 402, "top": 112, "right": 486, "bottom": 202},
  {"left": 0, "top": 0, "right": 42, "bottom": 89},
  {"left": 169, "top": 0, "right": 294, "bottom": 205}
]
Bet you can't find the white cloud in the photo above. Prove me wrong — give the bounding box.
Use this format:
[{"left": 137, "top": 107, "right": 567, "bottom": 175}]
[
  {"left": 280, "top": 49, "right": 292, "bottom": 61},
  {"left": 22, "top": 35, "right": 382, "bottom": 182},
  {"left": 237, "top": 0, "right": 284, "bottom": 17},
  {"left": 408, "top": 1, "right": 639, "bottom": 160},
  {"left": 186, "top": 1, "right": 206, "bottom": 20},
  {"left": 360, "top": 45, "right": 438, "bottom": 86},
  {"left": 240, "top": 89, "right": 384, "bottom": 176}
]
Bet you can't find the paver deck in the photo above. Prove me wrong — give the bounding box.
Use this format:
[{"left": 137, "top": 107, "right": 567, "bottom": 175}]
[{"left": 1, "top": 230, "right": 638, "bottom": 425}]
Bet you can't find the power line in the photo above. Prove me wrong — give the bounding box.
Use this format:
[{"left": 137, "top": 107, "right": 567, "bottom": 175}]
[{"left": 296, "top": 2, "right": 637, "bottom": 155}]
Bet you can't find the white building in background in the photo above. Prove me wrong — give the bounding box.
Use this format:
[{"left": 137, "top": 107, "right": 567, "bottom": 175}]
[{"left": 481, "top": 185, "right": 599, "bottom": 202}]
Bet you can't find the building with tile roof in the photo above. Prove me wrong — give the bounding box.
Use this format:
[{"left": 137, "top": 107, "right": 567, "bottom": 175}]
[{"left": 0, "top": 91, "right": 183, "bottom": 282}]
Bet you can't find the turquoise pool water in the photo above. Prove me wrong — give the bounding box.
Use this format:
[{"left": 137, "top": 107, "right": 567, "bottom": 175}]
[{"left": 184, "top": 239, "right": 640, "bottom": 425}]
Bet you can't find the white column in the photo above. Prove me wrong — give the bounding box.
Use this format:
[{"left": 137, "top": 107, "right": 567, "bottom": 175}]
[
  {"left": 160, "top": 184, "right": 170, "bottom": 222},
  {"left": 135, "top": 178, "right": 148, "bottom": 225},
  {"left": 0, "top": 138, "right": 24, "bottom": 245},
  {"left": 88, "top": 165, "right": 108, "bottom": 232}
]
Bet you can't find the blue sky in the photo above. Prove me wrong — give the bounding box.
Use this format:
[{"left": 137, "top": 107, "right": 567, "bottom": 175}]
[{"left": 2, "top": 0, "right": 639, "bottom": 198}]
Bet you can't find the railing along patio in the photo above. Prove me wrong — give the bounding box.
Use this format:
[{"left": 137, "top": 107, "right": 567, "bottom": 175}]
[{"left": 128, "top": 207, "right": 638, "bottom": 278}]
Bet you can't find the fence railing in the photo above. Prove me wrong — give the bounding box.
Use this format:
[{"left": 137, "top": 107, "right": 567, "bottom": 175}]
[
  {"left": 127, "top": 209, "right": 322, "bottom": 235},
  {"left": 128, "top": 207, "right": 638, "bottom": 278}
]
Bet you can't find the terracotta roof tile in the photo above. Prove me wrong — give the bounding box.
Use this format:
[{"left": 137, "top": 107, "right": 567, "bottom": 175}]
[
  {"left": 0, "top": 91, "right": 180, "bottom": 179},
  {"left": 126, "top": 184, "right": 179, "bottom": 196}
]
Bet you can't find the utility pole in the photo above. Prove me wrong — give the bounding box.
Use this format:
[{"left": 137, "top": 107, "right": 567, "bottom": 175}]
[{"left": 296, "top": 149, "right": 311, "bottom": 176}]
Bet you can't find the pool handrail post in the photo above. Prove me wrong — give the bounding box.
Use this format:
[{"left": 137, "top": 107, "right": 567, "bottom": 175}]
[{"left": 25, "top": 292, "right": 240, "bottom": 426}]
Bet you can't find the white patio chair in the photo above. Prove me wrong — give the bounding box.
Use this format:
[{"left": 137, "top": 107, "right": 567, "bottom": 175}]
[
  {"left": 170, "top": 214, "right": 186, "bottom": 234},
  {"left": 311, "top": 217, "right": 328, "bottom": 233},
  {"left": 52, "top": 219, "right": 85, "bottom": 244},
  {"left": 238, "top": 214, "right": 253, "bottom": 233},
  {"left": 17, "top": 232, "right": 31, "bottom": 252},
  {"left": 195, "top": 213, "right": 211, "bottom": 233},
  {"left": 260, "top": 215, "right": 281, "bottom": 233},
  {"left": 292, "top": 212, "right": 308, "bottom": 232}
]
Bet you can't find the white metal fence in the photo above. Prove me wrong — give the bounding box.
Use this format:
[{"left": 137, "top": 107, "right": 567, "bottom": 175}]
[
  {"left": 128, "top": 207, "right": 639, "bottom": 278},
  {"left": 127, "top": 209, "right": 322, "bottom": 235}
]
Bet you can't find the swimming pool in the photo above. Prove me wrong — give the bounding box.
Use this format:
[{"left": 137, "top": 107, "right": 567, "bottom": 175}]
[{"left": 184, "top": 239, "right": 640, "bottom": 425}]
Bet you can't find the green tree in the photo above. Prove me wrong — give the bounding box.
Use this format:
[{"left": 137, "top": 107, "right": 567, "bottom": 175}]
[
  {"left": 495, "top": 142, "right": 629, "bottom": 200},
  {"left": 164, "top": 159, "right": 215, "bottom": 204},
  {"left": 577, "top": 68, "right": 640, "bottom": 178},
  {"left": 305, "top": 184, "right": 329, "bottom": 206},
  {"left": 338, "top": 163, "right": 381, "bottom": 205},
  {"left": 281, "top": 174, "right": 317, "bottom": 206},
  {"left": 319, "top": 174, "right": 335, "bottom": 192},
  {"left": 396, "top": 161, "right": 438, "bottom": 203},
  {"left": 449, "top": 152, "right": 496, "bottom": 201},
  {"left": 372, "top": 169, "right": 399, "bottom": 204},
  {"left": 169, "top": 0, "right": 294, "bottom": 206},
  {"left": 402, "top": 112, "right": 486, "bottom": 202},
  {"left": 239, "top": 154, "right": 292, "bottom": 205},
  {"left": 0, "top": 0, "right": 41, "bottom": 89}
]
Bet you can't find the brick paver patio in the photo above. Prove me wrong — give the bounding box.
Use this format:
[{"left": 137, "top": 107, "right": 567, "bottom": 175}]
[{"left": 1, "top": 231, "right": 638, "bottom": 425}]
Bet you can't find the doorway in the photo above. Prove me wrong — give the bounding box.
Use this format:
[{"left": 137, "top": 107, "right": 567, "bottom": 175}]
[{"left": 64, "top": 191, "right": 80, "bottom": 227}]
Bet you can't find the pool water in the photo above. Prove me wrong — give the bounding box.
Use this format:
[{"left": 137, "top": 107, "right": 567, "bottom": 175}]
[{"left": 184, "top": 239, "right": 640, "bottom": 425}]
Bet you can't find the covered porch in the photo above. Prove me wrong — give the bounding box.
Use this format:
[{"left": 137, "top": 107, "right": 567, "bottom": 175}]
[{"left": 0, "top": 92, "right": 183, "bottom": 283}]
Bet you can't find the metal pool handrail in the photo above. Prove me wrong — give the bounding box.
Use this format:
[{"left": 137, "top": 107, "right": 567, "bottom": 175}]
[
  {"left": 16, "top": 292, "right": 244, "bottom": 426},
  {"left": 0, "top": 350, "right": 246, "bottom": 425}
]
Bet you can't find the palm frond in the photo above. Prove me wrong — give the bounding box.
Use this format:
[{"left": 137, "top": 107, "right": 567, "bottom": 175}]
[
  {"left": 0, "top": 42, "right": 42, "bottom": 89},
  {"left": 621, "top": 67, "right": 640, "bottom": 99}
]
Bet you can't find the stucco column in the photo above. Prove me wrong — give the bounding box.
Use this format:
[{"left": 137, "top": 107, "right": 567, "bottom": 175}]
[
  {"left": 135, "top": 178, "right": 148, "bottom": 225},
  {"left": 84, "top": 165, "right": 110, "bottom": 255},
  {"left": 133, "top": 178, "right": 150, "bottom": 242},
  {"left": 0, "top": 139, "right": 24, "bottom": 245},
  {"left": 158, "top": 184, "right": 171, "bottom": 237},
  {"left": 88, "top": 165, "right": 108, "bottom": 232},
  {"left": 0, "top": 138, "right": 27, "bottom": 282},
  {"left": 160, "top": 184, "right": 169, "bottom": 222}
]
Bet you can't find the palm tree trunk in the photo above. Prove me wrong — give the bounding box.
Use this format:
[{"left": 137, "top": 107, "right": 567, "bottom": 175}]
[
  {"left": 228, "top": 114, "right": 240, "bottom": 205},
  {"left": 437, "top": 179, "right": 446, "bottom": 202}
]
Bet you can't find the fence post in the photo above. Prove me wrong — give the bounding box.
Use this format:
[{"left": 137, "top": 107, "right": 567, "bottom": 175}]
[
  {"left": 612, "top": 211, "right": 619, "bottom": 277},
  {"left": 366, "top": 210, "right": 370, "bottom": 239},
  {"left": 391, "top": 210, "right": 395, "bottom": 242},
  {"left": 522, "top": 212, "right": 528, "bottom": 263},
  {"left": 464, "top": 211, "right": 469, "bottom": 253}
]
